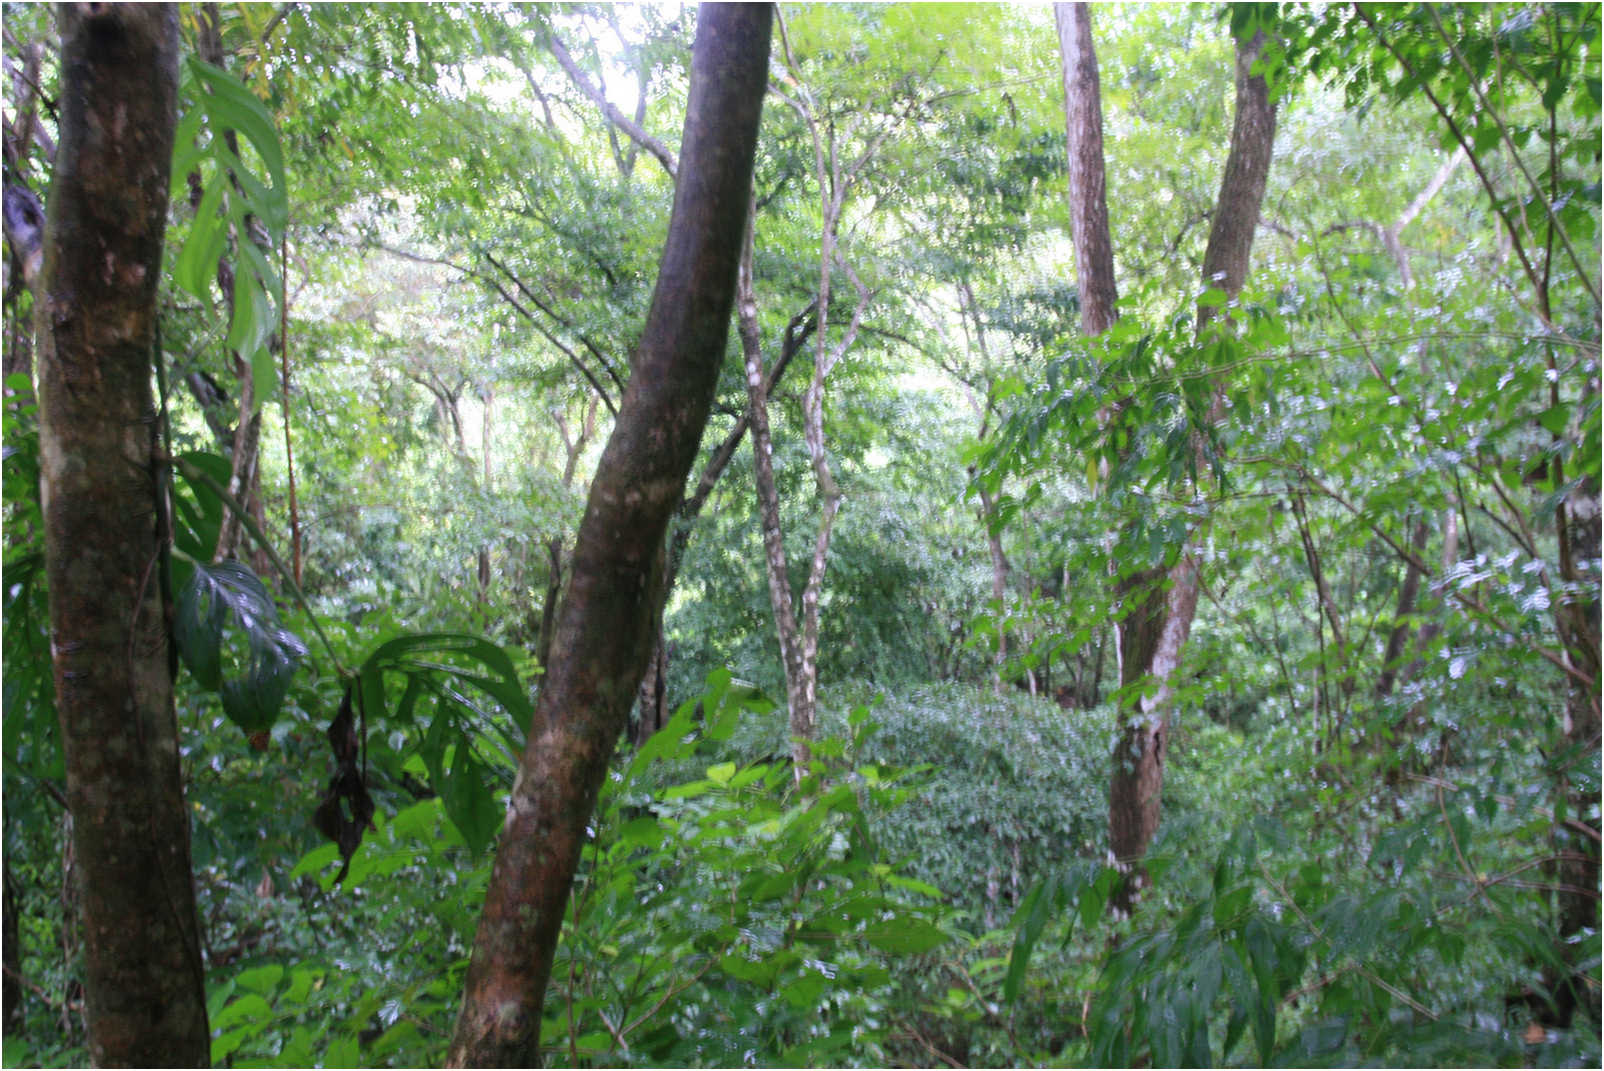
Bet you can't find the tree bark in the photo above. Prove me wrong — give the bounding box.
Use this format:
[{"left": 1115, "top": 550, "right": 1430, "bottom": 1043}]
[
  {"left": 1107, "top": 30, "right": 1278, "bottom": 915},
  {"left": 33, "top": 6, "right": 209, "bottom": 1065},
  {"left": 1552, "top": 469, "right": 1600, "bottom": 1023},
  {"left": 446, "top": 6, "right": 771, "bottom": 1065},
  {"left": 1055, "top": 2, "right": 1119, "bottom": 335}
]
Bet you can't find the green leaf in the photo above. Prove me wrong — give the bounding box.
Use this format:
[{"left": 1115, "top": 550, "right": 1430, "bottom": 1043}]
[
  {"left": 211, "top": 993, "right": 272, "bottom": 1032},
  {"left": 169, "top": 450, "right": 230, "bottom": 591},
  {"left": 186, "top": 57, "right": 287, "bottom": 231},
  {"left": 441, "top": 735, "right": 501, "bottom": 854},
  {"left": 174, "top": 560, "right": 306, "bottom": 731},
  {"left": 862, "top": 916, "right": 950, "bottom": 955},
  {"left": 233, "top": 964, "right": 284, "bottom": 996},
  {"left": 1244, "top": 916, "right": 1279, "bottom": 1062},
  {"left": 174, "top": 175, "right": 229, "bottom": 300},
  {"left": 289, "top": 842, "right": 339, "bottom": 879},
  {"left": 1003, "top": 876, "right": 1055, "bottom": 1003}
]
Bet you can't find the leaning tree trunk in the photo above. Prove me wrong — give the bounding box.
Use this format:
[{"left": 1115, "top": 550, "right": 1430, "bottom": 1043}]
[
  {"left": 1106, "top": 30, "right": 1278, "bottom": 915},
  {"left": 446, "top": 6, "right": 771, "bottom": 1065},
  {"left": 33, "top": 6, "right": 209, "bottom": 1065}
]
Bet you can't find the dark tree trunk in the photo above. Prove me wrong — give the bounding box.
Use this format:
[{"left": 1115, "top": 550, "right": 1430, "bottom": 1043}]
[
  {"left": 1551, "top": 471, "right": 1601, "bottom": 1024},
  {"left": 446, "top": 6, "right": 771, "bottom": 1065},
  {"left": 1107, "top": 31, "right": 1278, "bottom": 915},
  {"left": 1377, "top": 516, "right": 1431, "bottom": 698},
  {"left": 3, "top": 860, "right": 18, "bottom": 1027},
  {"left": 1055, "top": 2, "right": 1119, "bottom": 335},
  {"left": 33, "top": 6, "right": 208, "bottom": 1065}
]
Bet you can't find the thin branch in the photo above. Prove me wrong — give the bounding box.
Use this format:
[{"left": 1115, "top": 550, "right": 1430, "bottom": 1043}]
[
  {"left": 260, "top": 3, "right": 295, "bottom": 44},
  {"left": 1283, "top": 461, "right": 1598, "bottom": 700},
  {"left": 1353, "top": 4, "right": 1552, "bottom": 325},
  {"left": 1422, "top": 3, "right": 1599, "bottom": 307},
  {"left": 547, "top": 28, "right": 678, "bottom": 179},
  {"left": 1406, "top": 772, "right": 1602, "bottom": 845},
  {"left": 372, "top": 242, "right": 620, "bottom": 416},
  {"left": 1260, "top": 865, "right": 1440, "bottom": 1022}
]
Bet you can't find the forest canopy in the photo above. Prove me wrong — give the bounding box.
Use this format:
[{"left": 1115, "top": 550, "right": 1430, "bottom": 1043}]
[{"left": 1, "top": 2, "right": 1598, "bottom": 1067}]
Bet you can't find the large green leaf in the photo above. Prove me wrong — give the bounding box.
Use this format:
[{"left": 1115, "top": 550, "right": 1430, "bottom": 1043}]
[
  {"left": 169, "top": 56, "right": 289, "bottom": 415},
  {"left": 355, "top": 631, "right": 533, "bottom": 851},
  {"left": 175, "top": 559, "right": 307, "bottom": 732},
  {"left": 169, "top": 450, "right": 230, "bottom": 594}
]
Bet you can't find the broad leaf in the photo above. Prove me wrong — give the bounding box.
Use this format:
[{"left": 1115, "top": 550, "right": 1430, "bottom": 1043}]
[{"left": 175, "top": 559, "right": 307, "bottom": 732}]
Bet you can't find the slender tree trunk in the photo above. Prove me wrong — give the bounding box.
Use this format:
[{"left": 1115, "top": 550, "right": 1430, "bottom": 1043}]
[
  {"left": 956, "top": 282, "right": 1013, "bottom": 694},
  {"left": 1377, "top": 516, "right": 1431, "bottom": 698},
  {"left": 447, "top": 7, "right": 770, "bottom": 1064},
  {"left": 1107, "top": 31, "right": 1278, "bottom": 914},
  {"left": 478, "top": 382, "right": 494, "bottom": 600},
  {"left": 34, "top": 6, "right": 209, "bottom": 1064},
  {"left": 1551, "top": 468, "right": 1600, "bottom": 1023},
  {"left": 738, "top": 209, "right": 810, "bottom": 762},
  {"left": 631, "top": 300, "right": 810, "bottom": 748},
  {"left": 1055, "top": 2, "right": 1119, "bottom": 335}
]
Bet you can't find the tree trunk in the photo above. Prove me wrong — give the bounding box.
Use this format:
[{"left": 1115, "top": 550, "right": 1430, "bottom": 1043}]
[
  {"left": 1551, "top": 469, "right": 1600, "bottom": 1023},
  {"left": 738, "top": 209, "right": 810, "bottom": 764},
  {"left": 33, "top": 6, "right": 209, "bottom": 1064},
  {"left": 1107, "top": 30, "right": 1278, "bottom": 914},
  {"left": 446, "top": 6, "right": 771, "bottom": 1064},
  {"left": 1055, "top": 2, "right": 1119, "bottom": 335},
  {"left": 478, "top": 381, "right": 494, "bottom": 601},
  {"left": 3, "top": 860, "right": 18, "bottom": 1028}
]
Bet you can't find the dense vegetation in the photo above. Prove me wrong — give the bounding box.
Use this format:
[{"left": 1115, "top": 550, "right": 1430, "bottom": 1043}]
[{"left": 2, "top": 2, "right": 1597, "bottom": 1067}]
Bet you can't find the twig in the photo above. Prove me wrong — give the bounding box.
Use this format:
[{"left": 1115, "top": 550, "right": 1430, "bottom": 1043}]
[
  {"left": 1436, "top": 783, "right": 1502, "bottom": 918},
  {"left": 1422, "top": 3, "right": 1598, "bottom": 306},
  {"left": 1260, "top": 864, "right": 1440, "bottom": 1021},
  {"left": 1405, "top": 772, "right": 1602, "bottom": 844}
]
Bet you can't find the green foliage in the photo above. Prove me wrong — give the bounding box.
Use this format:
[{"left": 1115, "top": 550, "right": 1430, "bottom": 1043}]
[
  {"left": 3, "top": 4, "right": 1598, "bottom": 1067},
  {"left": 353, "top": 632, "right": 534, "bottom": 854},
  {"left": 1, "top": 378, "right": 58, "bottom": 788},
  {"left": 542, "top": 672, "right": 956, "bottom": 1067},
  {"left": 170, "top": 55, "right": 290, "bottom": 410}
]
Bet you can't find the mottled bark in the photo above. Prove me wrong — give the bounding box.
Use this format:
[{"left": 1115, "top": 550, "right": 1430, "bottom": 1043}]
[
  {"left": 33, "top": 6, "right": 208, "bottom": 1065},
  {"left": 1055, "top": 2, "right": 1118, "bottom": 334},
  {"left": 738, "top": 209, "right": 809, "bottom": 761},
  {"left": 446, "top": 6, "right": 770, "bottom": 1065},
  {"left": 753, "top": 21, "right": 885, "bottom": 774},
  {"left": 1107, "top": 31, "right": 1278, "bottom": 914}
]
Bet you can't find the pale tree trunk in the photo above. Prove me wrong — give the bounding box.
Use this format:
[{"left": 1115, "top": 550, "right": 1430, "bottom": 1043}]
[
  {"left": 1055, "top": 2, "right": 1119, "bottom": 335},
  {"left": 446, "top": 7, "right": 770, "bottom": 1064},
  {"left": 634, "top": 302, "right": 812, "bottom": 747},
  {"left": 738, "top": 215, "right": 809, "bottom": 754},
  {"left": 747, "top": 21, "right": 881, "bottom": 776},
  {"left": 3, "top": 36, "right": 48, "bottom": 402},
  {"left": 1106, "top": 30, "right": 1278, "bottom": 914},
  {"left": 34, "top": 6, "right": 209, "bottom": 1064},
  {"left": 478, "top": 381, "right": 494, "bottom": 601}
]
